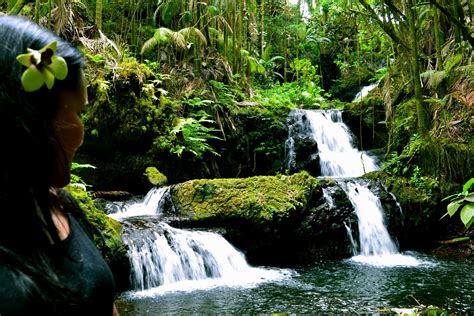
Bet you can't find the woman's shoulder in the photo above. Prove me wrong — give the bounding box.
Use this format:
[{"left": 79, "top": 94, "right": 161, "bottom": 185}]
[{"left": 55, "top": 189, "right": 99, "bottom": 243}]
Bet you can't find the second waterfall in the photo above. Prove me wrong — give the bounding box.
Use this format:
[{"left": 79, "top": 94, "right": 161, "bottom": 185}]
[{"left": 285, "top": 109, "right": 379, "bottom": 177}]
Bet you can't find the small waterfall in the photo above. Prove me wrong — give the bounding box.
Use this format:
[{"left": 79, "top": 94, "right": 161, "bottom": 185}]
[
  {"left": 322, "top": 187, "right": 335, "bottom": 209},
  {"left": 285, "top": 109, "right": 418, "bottom": 266},
  {"left": 108, "top": 187, "right": 170, "bottom": 220},
  {"left": 125, "top": 222, "right": 263, "bottom": 290},
  {"left": 342, "top": 181, "right": 421, "bottom": 267},
  {"left": 344, "top": 182, "right": 398, "bottom": 256},
  {"left": 111, "top": 187, "right": 292, "bottom": 293},
  {"left": 352, "top": 81, "right": 379, "bottom": 102},
  {"left": 285, "top": 109, "right": 378, "bottom": 177}
]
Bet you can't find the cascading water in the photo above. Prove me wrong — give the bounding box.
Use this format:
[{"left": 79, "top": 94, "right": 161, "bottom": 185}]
[
  {"left": 352, "top": 81, "right": 379, "bottom": 102},
  {"left": 342, "top": 181, "right": 421, "bottom": 267},
  {"left": 109, "top": 188, "right": 291, "bottom": 294},
  {"left": 285, "top": 109, "right": 379, "bottom": 177},
  {"left": 285, "top": 108, "right": 421, "bottom": 266},
  {"left": 108, "top": 186, "right": 171, "bottom": 220}
]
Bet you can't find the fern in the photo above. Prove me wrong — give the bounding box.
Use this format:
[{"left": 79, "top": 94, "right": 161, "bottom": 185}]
[{"left": 171, "top": 111, "right": 221, "bottom": 158}]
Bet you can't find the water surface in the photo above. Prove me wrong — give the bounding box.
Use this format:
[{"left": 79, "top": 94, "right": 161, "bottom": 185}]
[{"left": 116, "top": 252, "right": 473, "bottom": 314}]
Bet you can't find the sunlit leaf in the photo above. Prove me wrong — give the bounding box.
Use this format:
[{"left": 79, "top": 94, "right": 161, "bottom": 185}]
[
  {"left": 465, "top": 193, "right": 474, "bottom": 202},
  {"left": 460, "top": 204, "right": 474, "bottom": 228},
  {"left": 462, "top": 178, "right": 474, "bottom": 194},
  {"left": 447, "top": 199, "right": 462, "bottom": 217}
]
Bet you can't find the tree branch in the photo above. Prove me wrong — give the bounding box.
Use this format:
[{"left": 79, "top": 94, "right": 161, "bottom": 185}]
[
  {"left": 357, "top": 0, "right": 410, "bottom": 51},
  {"left": 426, "top": 0, "right": 474, "bottom": 47}
]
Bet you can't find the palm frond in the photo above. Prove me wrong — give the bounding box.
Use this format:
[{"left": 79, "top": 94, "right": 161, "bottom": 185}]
[
  {"left": 178, "top": 27, "right": 208, "bottom": 46},
  {"left": 141, "top": 27, "right": 175, "bottom": 54}
]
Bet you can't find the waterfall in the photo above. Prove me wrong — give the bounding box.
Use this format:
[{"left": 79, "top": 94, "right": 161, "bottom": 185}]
[
  {"left": 124, "top": 222, "right": 288, "bottom": 291},
  {"left": 285, "top": 109, "right": 420, "bottom": 266},
  {"left": 110, "top": 188, "right": 292, "bottom": 293},
  {"left": 285, "top": 109, "right": 378, "bottom": 177},
  {"left": 342, "top": 181, "right": 421, "bottom": 267},
  {"left": 344, "top": 182, "right": 398, "bottom": 256},
  {"left": 108, "top": 187, "right": 170, "bottom": 220},
  {"left": 352, "top": 81, "right": 379, "bottom": 102}
]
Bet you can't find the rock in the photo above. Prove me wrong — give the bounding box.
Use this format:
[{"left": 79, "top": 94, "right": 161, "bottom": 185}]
[
  {"left": 166, "top": 172, "right": 403, "bottom": 265},
  {"left": 92, "top": 190, "right": 133, "bottom": 201}
]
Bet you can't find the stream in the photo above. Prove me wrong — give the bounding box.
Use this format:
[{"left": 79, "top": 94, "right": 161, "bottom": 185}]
[
  {"left": 116, "top": 252, "right": 473, "bottom": 314},
  {"left": 111, "top": 107, "right": 473, "bottom": 314}
]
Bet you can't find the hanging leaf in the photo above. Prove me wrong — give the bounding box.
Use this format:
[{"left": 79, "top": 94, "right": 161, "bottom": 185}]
[
  {"left": 181, "top": 11, "right": 193, "bottom": 25},
  {"left": 208, "top": 5, "right": 218, "bottom": 16},
  {"left": 447, "top": 199, "right": 462, "bottom": 217},
  {"left": 460, "top": 204, "right": 474, "bottom": 228},
  {"left": 462, "top": 178, "right": 474, "bottom": 194}
]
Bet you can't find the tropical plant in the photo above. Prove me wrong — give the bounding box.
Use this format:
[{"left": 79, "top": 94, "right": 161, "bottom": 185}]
[
  {"left": 441, "top": 178, "right": 474, "bottom": 228},
  {"left": 169, "top": 111, "right": 222, "bottom": 158}
]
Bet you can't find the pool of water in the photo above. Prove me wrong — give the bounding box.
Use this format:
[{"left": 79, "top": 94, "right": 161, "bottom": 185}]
[{"left": 116, "top": 252, "right": 473, "bottom": 314}]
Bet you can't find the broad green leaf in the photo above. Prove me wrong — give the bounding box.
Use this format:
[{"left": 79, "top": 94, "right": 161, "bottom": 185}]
[
  {"left": 462, "top": 178, "right": 474, "bottom": 194},
  {"left": 447, "top": 199, "right": 462, "bottom": 217},
  {"left": 460, "top": 204, "right": 474, "bottom": 228},
  {"left": 182, "top": 11, "right": 192, "bottom": 24},
  {"left": 21, "top": 66, "right": 44, "bottom": 92},
  {"left": 47, "top": 55, "right": 68, "bottom": 80},
  {"left": 209, "top": 5, "right": 218, "bottom": 16},
  {"left": 465, "top": 193, "right": 474, "bottom": 202}
]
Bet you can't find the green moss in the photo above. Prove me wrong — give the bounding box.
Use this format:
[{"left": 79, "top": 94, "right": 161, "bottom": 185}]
[
  {"left": 172, "top": 171, "right": 318, "bottom": 224},
  {"left": 144, "top": 166, "right": 168, "bottom": 187},
  {"left": 65, "top": 185, "right": 126, "bottom": 263},
  {"left": 364, "top": 171, "right": 435, "bottom": 204}
]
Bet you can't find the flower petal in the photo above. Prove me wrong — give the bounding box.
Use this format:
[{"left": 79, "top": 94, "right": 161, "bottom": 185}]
[
  {"left": 47, "top": 55, "right": 68, "bottom": 80},
  {"left": 16, "top": 53, "right": 33, "bottom": 67},
  {"left": 43, "top": 69, "right": 56, "bottom": 90},
  {"left": 39, "top": 41, "right": 57, "bottom": 54},
  {"left": 21, "top": 66, "right": 45, "bottom": 92}
]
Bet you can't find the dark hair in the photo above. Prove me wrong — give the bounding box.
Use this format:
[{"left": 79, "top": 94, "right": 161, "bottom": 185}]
[{"left": 0, "top": 16, "right": 84, "bottom": 308}]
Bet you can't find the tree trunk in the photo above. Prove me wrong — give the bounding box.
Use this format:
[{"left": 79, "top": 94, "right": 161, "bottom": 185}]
[
  {"left": 96, "top": 0, "right": 103, "bottom": 30},
  {"left": 451, "top": 0, "right": 461, "bottom": 44},
  {"left": 406, "top": 0, "right": 429, "bottom": 135},
  {"left": 261, "top": 0, "right": 265, "bottom": 56}
]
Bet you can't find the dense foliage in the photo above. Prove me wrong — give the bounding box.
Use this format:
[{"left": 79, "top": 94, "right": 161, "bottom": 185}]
[{"left": 2, "top": 0, "right": 472, "bottom": 228}]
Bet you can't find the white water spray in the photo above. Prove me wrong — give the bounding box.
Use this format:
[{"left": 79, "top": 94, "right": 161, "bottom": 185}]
[
  {"left": 110, "top": 187, "right": 292, "bottom": 293},
  {"left": 108, "top": 187, "right": 170, "bottom": 219},
  {"left": 286, "top": 109, "right": 379, "bottom": 177},
  {"left": 343, "top": 181, "right": 422, "bottom": 267},
  {"left": 352, "top": 81, "right": 379, "bottom": 102},
  {"left": 124, "top": 222, "right": 290, "bottom": 291}
]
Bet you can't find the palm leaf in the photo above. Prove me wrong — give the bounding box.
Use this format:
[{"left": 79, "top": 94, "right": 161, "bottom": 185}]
[
  {"left": 178, "top": 27, "right": 208, "bottom": 46},
  {"left": 141, "top": 27, "right": 175, "bottom": 54}
]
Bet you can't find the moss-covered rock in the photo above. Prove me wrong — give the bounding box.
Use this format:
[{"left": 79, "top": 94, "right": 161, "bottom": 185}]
[
  {"left": 169, "top": 172, "right": 323, "bottom": 265},
  {"left": 168, "top": 172, "right": 405, "bottom": 265},
  {"left": 171, "top": 171, "right": 317, "bottom": 224},
  {"left": 66, "top": 185, "right": 130, "bottom": 291},
  {"left": 363, "top": 170, "right": 462, "bottom": 250}
]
